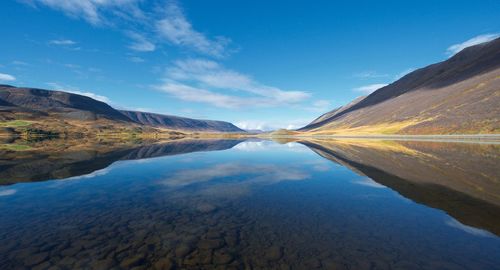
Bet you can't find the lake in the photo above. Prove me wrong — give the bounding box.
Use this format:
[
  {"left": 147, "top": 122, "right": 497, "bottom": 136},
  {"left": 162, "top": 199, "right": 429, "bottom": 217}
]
[{"left": 0, "top": 138, "right": 499, "bottom": 270}]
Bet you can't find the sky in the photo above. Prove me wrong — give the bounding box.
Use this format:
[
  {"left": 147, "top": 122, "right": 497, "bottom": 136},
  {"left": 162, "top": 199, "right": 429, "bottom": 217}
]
[{"left": 0, "top": 0, "right": 499, "bottom": 130}]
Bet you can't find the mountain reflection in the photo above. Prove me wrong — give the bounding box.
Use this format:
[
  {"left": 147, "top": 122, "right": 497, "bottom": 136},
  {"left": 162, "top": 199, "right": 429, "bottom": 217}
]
[
  {"left": 1, "top": 138, "right": 499, "bottom": 269},
  {"left": 1, "top": 137, "right": 499, "bottom": 237},
  {"left": 0, "top": 138, "right": 244, "bottom": 185},
  {"left": 297, "top": 139, "right": 500, "bottom": 236}
]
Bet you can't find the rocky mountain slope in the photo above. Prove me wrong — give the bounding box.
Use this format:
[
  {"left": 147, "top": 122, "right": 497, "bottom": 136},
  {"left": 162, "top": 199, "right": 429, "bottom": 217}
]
[{"left": 300, "top": 38, "right": 500, "bottom": 134}]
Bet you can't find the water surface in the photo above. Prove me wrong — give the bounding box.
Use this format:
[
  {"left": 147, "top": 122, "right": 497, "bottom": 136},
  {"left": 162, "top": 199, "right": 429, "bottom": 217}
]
[{"left": 0, "top": 138, "right": 499, "bottom": 270}]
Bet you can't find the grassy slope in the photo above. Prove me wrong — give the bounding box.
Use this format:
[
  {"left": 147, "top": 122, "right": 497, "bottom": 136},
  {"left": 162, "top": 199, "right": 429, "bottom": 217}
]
[{"left": 302, "top": 72, "right": 499, "bottom": 135}]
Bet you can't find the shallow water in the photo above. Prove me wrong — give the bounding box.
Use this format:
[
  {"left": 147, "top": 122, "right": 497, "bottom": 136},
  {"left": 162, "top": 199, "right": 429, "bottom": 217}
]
[{"left": 0, "top": 139, "right": 499, "bottom": 270}]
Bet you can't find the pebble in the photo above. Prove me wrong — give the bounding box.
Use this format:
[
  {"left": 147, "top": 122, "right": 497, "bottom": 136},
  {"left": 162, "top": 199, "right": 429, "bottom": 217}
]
[
  {"left": 198, "top": 239, "right": 224, "bottom": 250},
  {"left": 213, "top": 251, "right": 234, "bottom": 265},
  {"left": 175, "top": 244, "right": 193, "bottom": 257},
  {"left": 24, "top": 252, "right": 49, "bottom": 266},
  {"left": 120, "top": 254, "right": 145, "bottom": 268},
  {"left": 265, "top": 246, "right": 283, "bottom": 261},
  {"left": 154, "top": 258, "right": 174, "bottom": 270}
]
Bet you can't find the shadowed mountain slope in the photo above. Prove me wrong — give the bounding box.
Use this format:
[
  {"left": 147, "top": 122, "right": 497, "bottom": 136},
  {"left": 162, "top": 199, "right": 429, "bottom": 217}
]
[
  {"left": 300, "top": 38, "right": 500, "bottom": 134},
  {"left": 119, "top": 110, "right": 244, "bottom": 133}
]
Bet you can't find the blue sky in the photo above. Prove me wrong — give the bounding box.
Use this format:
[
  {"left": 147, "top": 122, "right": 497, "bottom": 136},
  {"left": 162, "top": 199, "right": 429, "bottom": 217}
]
[{"left": 0, "top": 0, "right": 499, "bottom": 130}]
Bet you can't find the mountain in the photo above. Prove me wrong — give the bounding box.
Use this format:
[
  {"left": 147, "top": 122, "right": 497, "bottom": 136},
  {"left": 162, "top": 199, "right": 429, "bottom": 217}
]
[
  {"left": 300, "top": 38, "right": 500, "bottom": 134},
  {"left": 0, "top": 85, "right": 244, "bottom": 134},
  {"left": 119, "top": 110, "right": 244, "bottom": 133}
]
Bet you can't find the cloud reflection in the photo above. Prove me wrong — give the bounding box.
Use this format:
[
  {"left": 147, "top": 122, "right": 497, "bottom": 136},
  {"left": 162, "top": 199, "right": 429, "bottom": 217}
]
[
  {"left": 0, "top": 189, "right": 17, "bottom": 197},
  {"left": 352, "top": 177, "right": 387, "bottom": 189},
  {"left": 446, "top": 218, "right": 495, "bottom": 238},
  {"left": 162, "top": 163, "right": 309, "bottom": 188}
]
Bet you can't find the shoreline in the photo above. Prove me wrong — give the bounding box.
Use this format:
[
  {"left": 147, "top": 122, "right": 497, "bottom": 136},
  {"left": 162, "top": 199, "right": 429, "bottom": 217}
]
[{"left": 260, "top": 134, "right": 500, "bottom": 144}]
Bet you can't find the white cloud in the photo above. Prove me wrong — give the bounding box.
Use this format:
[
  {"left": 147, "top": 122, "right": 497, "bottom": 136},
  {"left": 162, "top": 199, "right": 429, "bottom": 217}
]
[
  {"left": 353, "top": 71, "right": 388, "bottom": 79},
  {"left": 163, "top": 58, "right": 310, "bottom": 107},
  {"left": 0, "top": 73, "right": 16, "bottom": 81},
  {"left": 46, "top": 82, "right": 111, "bottom": 103},
  {"left": 127, "top": 32, "right": 155, "bottom": 52},
  {"left": 157, "top": 82, "right": 258, "bottom": 109},
  {"left": 446, "top": 33, "right": 499, "bottom": 55},
  {"left": 156, "top": 2, "right": 230, "bottom": 57},
  {"left": 353, "top": 83, "right": 388, "bottom": 94},
  {"left": 49, "top": 39, "right": 76, "bottom": 45}
]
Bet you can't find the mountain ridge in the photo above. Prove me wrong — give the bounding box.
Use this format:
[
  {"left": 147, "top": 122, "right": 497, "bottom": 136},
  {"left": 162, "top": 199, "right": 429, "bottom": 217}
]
[
  {"left": 119, "top": 110, "right": 244, "bottom": 132},
  {"left": 0, "top": 85, "right": 244, "bottom": 134}
]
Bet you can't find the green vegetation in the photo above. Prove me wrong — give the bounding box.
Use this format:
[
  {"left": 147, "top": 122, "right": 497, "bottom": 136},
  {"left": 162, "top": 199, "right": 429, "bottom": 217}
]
[
  {"left": 0, "top": 144, "right": 32, "bottom": 151},
  {"left": 0, "top": 120, "right": 32, "bottom": 127}
]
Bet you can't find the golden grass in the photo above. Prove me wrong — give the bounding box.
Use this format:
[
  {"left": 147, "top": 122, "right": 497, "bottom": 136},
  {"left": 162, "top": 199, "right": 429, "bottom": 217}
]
[
  {"left": 301, "top": 138, "right": 430, "bottom": 157},
  {"left": 305, "top": 118, "right": 428, "bottom": 135}
]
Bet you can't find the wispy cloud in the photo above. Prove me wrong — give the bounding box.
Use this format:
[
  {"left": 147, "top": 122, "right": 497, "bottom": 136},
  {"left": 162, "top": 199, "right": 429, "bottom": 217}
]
[
  {"left": 127, "top": 32, "right": 156, "bottom": 52},
  {"left": 128, "top": 56, "right": 145, "bottom": 63},
  {"left": 353, "top": 71, "right": 388, "bottom": 79},
  {"left": 156, "top": 2, "right": 230, "bottom": 57},
  {"left": 12, "top": 60, "right": 29, "bottom": 66},
  {"left": 161, "top": 58, "right": 310, "bottom": 107},
  {"left": 28, "top": 1, "right": 228, "bottom": 57},
  {"left": 49, "top": 39, "right": 77, "bottom": 45},
  {"left": 353, "top": 83, "right": 388, "bottom": 94},
  {"left": 0, "top": 73, "right": 16, "bottom": 81},
  {"left": 46, "top": 82, "right": 111, "bottom": 103},
  {"left": 25, "top": 0, "right": 142, "bottom": 25},
  {"left": 446, "top": 33, "right": 499, "bottom": 55}
]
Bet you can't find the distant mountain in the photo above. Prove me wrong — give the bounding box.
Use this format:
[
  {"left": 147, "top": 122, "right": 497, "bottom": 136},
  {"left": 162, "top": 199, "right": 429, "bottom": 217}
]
[
  {"left": 0, "top": 85, "right": 244, "bottom": 133},
  {"left": 300, "top": 38, "right": 500, "bottom": 134},
  {"left": 243, "top": 129, "right": 266, "bottom": 134},
  {"left": 119, "top": 110, "right": 244, "bottom": 132}
]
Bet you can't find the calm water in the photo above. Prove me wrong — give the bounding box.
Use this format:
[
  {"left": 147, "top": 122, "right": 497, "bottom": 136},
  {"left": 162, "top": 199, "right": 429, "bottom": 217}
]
[{"left": 0, "top": 138, "right": 499, "bottom": 270}]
